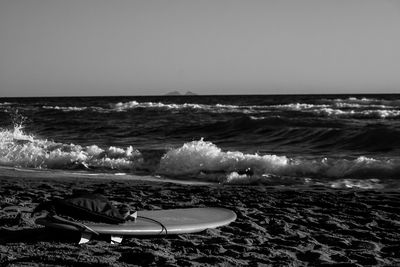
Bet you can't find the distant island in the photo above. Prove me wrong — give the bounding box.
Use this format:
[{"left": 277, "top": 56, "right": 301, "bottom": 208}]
[{"left": 165, "top": 91, "right": 198, "bottom": 96}]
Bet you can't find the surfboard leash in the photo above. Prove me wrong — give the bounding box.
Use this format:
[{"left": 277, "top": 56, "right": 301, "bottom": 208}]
[{"left": 137, "top": 216, "right": 168, "bottom": 236}]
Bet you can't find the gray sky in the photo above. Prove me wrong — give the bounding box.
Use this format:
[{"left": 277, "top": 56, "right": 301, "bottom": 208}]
[{"left": 1, "top": 0, "right": 400, "bottom": 97}]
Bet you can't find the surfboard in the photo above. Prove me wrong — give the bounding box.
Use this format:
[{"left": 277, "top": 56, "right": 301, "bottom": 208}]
[{"left": 35, "top": 207, "right": 236, "bottom": 244}]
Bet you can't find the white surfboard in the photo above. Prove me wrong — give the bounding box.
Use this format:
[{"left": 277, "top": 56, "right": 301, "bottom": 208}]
[{"left": 35, "top": 207, "right": 236, "bottom": 244}]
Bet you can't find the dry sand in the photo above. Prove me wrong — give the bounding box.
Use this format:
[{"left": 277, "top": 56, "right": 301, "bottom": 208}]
[{"left": 1, "top": 175, "right": 400, "bottom": 266}]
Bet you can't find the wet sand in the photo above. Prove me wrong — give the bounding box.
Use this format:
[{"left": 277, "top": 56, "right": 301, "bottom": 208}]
[{"left": 1, "top": 175, "right": 400, "bottom": 266}]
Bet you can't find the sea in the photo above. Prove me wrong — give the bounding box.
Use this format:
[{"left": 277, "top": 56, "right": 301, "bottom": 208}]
[{"left": 1, "top": 94, "right": 400, "bottom": 189}]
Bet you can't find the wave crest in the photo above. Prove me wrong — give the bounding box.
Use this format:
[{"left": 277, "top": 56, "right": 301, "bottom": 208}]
[
  {"left": 0, "top": 127, "right": 143, "bottom": 170},
  {"left": 42, "top": 106, "right": 88, "bottom": 112},
  {"left": 14, "top": 98, "right": 400, "bottom": 120},
  {"left": 158, "top": 139, "right": 400, "bottom": 183},
  {"left": 111, "top": 101, "right": 263, "bottom": 114},
  {"left": 159, "top": 138, "right": 288, "bottom": 177}
]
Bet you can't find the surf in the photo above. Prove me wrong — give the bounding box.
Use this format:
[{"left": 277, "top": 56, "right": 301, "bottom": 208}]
[
  {"left": 158, "top": 139, "right": 400, "bottom": 182},
  {"left": 0, "top": 126, "right": 143, "bottom": 171},
  {"left": 2, "top": 123, "right": 400, "bottom": 185}
]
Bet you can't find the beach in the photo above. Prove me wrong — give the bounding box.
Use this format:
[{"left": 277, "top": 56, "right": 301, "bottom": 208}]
[{"left": 1, "top": 173, "right": 400, "bottom": 266}]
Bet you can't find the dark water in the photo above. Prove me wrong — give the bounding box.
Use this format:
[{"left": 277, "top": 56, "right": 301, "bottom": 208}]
[{"left": 1, "top": 94, "right": 400, "bottom": 188}]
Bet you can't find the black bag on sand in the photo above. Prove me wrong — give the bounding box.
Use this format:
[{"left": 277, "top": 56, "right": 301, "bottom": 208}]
[{"left": 34, "top": 193, "right": 132, "bottom": 224}]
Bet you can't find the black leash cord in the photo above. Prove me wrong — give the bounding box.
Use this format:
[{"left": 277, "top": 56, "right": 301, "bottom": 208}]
[{"left": 137, "top": 216, "right": 168, "bottom": 235}]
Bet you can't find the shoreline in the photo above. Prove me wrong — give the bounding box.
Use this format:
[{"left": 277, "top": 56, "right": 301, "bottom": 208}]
[
  {"left": 1, "top": 171, "right": 400, "bottom": 265},
  {"left": 0, "top": 166, "right": 216, "bottom": 186}
]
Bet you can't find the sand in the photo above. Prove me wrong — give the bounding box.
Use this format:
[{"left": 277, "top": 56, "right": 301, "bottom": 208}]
[{"left": 1, "top": 175, "right": 400, "bottom": 266}]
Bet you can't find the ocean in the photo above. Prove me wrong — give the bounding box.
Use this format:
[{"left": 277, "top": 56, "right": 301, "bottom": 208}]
[{"left": 1, "top": 94, "right": 400, "bottom": 189}]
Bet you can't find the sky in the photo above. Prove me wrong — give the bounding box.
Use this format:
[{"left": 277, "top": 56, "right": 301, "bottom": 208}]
[{"left": 1, "top": 0, "right": 400, "bottom": 97}]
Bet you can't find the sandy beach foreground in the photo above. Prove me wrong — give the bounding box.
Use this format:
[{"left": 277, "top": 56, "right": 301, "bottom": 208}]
[{"left": 1, "top": 174, "right": 400, "bottom": 266}]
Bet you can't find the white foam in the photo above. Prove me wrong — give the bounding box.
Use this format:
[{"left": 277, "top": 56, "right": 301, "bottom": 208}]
[
  {"left": 0, "top": 102, "right": 13, "bottom": 106},
  {"left": 332, "top": 97, "right": 400, "bottom": 107},
  {"left": 329, "top": 179, "right": 384, "bottom": 189},
  {"left": 111, "top": 101, "right": 263, "bottom": 114},
  {"left": 158, "top": 139, "right": 288, "bottom": 179},
  {"left": 270, "top": 103, "right": 330, "bottom": 110},
  {"left": 36, "top": 99, "right": 400, "bottom": 119},
  {"left": 42, "top": 106, "right": 88, "bottom": 111},
  {"left": 268, "top": 102, "right": 400, "bottom": 118},
  {"left": 333, "top": 102, "right": 389, "bottom": 109},
  {"left": 158, "top": 139, "right": 400, "bottom": 183},
  {"left": 317, "top": 108, "right": 400, "bottom": 118},
  {"left": 113, "top": 101, "right": 207, "bottom": 111},
  {"left": 249, "top": 116, "right": 268, "bottom": 120},
  {"left": 0, "top": 126, "right": 143, "bottom": 170}
]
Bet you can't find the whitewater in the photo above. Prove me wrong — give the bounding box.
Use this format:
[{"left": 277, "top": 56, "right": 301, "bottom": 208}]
[{"left": 1, "top": 94, "right": 400, "bottom": 188}]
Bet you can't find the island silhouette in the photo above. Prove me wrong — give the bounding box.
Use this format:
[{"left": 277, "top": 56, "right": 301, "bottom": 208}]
[{"left": 165, "top": 91, "right": 197, "bottom": 96}]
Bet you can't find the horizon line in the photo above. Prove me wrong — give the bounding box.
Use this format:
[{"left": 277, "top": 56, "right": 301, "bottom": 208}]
[{"left": 1, "top": 92, "right": 400, "bottom": 99}]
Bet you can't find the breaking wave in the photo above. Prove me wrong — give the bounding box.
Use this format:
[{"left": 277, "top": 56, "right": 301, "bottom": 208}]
[
  {"left": 103, "top": 98, "right": 400, "bottom": 119},
  {"left": 4, "top": 97, "right": 399, "bottom": 120},
  {"left": 0, "top": 125, "right": 143, "bottom": 170},
  {"left": 331, "top": 97, "right": 400, "bottom": 107},
  {"left": 270, "top": 103, "right": 400, "bottom": 118},
  {"left": 2, "top": 125, "right": 400, "bottom": 189},
  {"left": 111, "top": 101, "right": 260, "bottom": 114},
  {"left": 315, "top": 107, "right": 400, "bottom": 119},
  {"left": 42, "top": 106, "right": 88, "bottom": 112},
  {"left": 158, "top": 139, "right": 400, "bottom": 184}
]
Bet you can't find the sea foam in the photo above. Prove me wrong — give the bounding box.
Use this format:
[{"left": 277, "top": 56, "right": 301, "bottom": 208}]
[
  {"left": 0, "top": 126, "right": 143, "bottom": 170},
  {"left": 158, "top": 139, "right": 400, "bottom": 183},
  {"left": 42, "top": 106, "right": 88, "bottom": 112},
  {"left": 111, "top": 101, "right": 261, "bottom": 114},
  {"left": 269, "top": 102, "right": 400, "bottom": 118},
  {"left": 30, "top": 99, "right": 400, "bottom": 120},
  {"left": 158, "top": 138, "right": 289, "bottom": 177}
]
